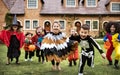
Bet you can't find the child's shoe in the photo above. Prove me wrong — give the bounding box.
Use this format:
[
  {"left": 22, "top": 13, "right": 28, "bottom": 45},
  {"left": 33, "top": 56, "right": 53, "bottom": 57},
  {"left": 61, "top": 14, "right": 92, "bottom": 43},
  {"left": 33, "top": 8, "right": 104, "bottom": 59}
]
[
  {"left": 57, "top": 66, "right": 61, "bottom": 71},
  {"left": 69, "top": 61, "right": 72, "bottom": 67},
  {"left": 52, "top": 65, "right": 56, "bottom": 70},
  {"left": 25, "top": 59, "right": 28, "bottom": 61},
  {"left": 73, "top": 60, "right": 77, "bottom": 66},
  {"left": 78, "top": 73, "right": 83, "bottom": 75},
  {"left": 29, "top": 58, "right": 33, "bottom": 61}
]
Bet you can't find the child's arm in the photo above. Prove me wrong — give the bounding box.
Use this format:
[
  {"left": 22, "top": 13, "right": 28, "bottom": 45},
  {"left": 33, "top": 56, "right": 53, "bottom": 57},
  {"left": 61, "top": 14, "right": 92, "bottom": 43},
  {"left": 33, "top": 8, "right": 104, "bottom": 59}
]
[
  {"left": 90, "top": 37, "right": 106, "bottom": 59},
  {"left": 117, "top": 34, "right": 120, "bottom": 42},
  {"left": 103, "top": 35, "right": 108, "bottom": 42}
]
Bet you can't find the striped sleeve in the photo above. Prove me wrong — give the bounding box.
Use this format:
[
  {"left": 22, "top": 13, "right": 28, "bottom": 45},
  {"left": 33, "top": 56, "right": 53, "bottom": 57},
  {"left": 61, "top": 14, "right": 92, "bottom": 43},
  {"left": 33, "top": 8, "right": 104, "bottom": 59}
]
[{"left": 90, "top": 37, "right": 104, "bottom": 54}]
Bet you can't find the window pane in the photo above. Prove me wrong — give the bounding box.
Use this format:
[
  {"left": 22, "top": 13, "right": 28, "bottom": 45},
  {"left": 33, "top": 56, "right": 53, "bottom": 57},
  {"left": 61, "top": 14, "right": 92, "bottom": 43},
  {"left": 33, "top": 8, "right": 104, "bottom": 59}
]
[
  {"left": 93, "top": 21, "right": 98, "bottom": 29},
  {"left": 25, "top": 20, "right": 30, "bottom": 29},
  {"left": 67, "top": 0, "right": 75, "bottom": 7},
  {"left": 85, "top": 21, "right": 91, "bottom": 30},
  {"left": 87, "top": 0, "right": 96, "bottom": 6},
  {"left": 33, "top": 20, "right": 38, "bottom": 29},
  {"left": 28, "top": 0, "right": 37, "bottom": 8},
  {"left": 59, "top": 21, "right": 65, "bottom": 29},
  {"left": 112, "top": 3, "right": 120, "bottom": 11}
]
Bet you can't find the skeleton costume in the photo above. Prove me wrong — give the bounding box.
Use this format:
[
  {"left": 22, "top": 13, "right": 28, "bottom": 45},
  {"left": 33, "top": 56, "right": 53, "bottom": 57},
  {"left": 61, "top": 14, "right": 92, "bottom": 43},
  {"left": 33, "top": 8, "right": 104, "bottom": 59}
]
[
  {"left": 40, "top": 32, "right": 77, "bottom": 62},
  {"left": 79, "top": 35, "right": 104, "bottom": 74}
]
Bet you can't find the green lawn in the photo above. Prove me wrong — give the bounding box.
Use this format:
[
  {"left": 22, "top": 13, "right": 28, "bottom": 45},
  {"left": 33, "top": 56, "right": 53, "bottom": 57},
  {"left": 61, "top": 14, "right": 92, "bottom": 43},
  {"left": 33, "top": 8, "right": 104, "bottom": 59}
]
[{"left": 0, "top": 40, "right": 120, "bottom": 75}]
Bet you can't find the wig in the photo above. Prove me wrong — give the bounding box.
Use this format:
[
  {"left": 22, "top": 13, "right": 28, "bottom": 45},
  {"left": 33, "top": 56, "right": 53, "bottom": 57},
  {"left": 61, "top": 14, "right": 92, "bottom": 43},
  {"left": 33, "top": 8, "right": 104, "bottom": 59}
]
[{"left": 105, "top": 21, "right": 120, "bottom": 33}]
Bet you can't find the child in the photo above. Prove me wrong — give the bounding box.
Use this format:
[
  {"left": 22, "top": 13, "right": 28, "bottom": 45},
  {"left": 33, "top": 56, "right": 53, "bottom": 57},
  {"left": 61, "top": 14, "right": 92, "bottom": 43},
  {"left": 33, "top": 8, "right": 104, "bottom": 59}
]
[
  {"left": 68, "top": 28, "right": 80, "bottom": 66},
  {"left": 31, "top": 26, "right": 45, "bottom": 63},
  {"left": 40, "top": 21, "right": 78, "bottom": 71},
  {"left": 24, "top": 32, "right": 34, "bottom": 61},
  {"left": 0, "top": 15, "right": 25, "bottom": 65},
  {"left": 78, "top": 24, "right": 106, "bottom": 75},
  {"left": 103, "top": 21, "right": 120, "bottom": 67}
]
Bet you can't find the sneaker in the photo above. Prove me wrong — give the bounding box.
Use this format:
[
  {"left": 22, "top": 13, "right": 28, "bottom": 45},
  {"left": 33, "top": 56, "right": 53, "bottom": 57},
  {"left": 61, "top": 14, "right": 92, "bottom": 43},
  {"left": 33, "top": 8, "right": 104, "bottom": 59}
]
[
  {"left": 78, "top": 73, "right": 83, "bottom": 75},
  {"left": 25, "top": 59, "right": 28, "bottom": 61},
  {"left": 52, "top": 65, "right": 56, "bottom": 70},
  {"left": 114, "top": 64, "right": 119, "bottom": 69},
  {"left": 29, "top": 58, "right": 33, "bottom": 61},
  {"left": 57, "top": 66, "right": 61, "bottom": 71}
]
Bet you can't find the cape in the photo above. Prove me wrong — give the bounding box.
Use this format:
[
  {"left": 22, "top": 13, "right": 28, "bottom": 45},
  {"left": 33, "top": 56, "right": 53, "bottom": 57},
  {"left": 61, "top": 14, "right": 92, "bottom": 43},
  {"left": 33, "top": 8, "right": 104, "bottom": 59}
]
[{"left": 0, "top": 30, "right": 25, "bottom": 48}]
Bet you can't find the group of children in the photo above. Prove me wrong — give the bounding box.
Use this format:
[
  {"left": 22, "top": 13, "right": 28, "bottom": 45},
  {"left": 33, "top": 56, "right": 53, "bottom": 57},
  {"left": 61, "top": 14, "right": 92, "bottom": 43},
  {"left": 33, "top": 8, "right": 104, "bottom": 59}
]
[{"left": 0, "top": 15, "right": 120, "bottom": 75}]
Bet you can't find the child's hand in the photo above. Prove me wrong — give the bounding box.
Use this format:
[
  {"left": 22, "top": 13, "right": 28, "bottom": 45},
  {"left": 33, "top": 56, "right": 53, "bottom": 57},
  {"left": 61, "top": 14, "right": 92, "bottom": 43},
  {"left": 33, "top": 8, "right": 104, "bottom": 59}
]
[{"left": 101, "top": 53, "right": 106, "bottom": 59}]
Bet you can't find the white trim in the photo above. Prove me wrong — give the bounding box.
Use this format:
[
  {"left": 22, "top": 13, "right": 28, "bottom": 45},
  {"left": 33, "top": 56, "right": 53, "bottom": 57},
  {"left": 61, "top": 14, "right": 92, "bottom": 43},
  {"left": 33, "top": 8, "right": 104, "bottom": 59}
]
[
  {"left": 24, "top": 19, "right": 31, "bottom": 30},
  {"left": 59, "top": 20, "right": 66, "bottom": 30},
  {"left": 74, "top": 20, "right": 82, "bottom": 26},
  {"left": 43, "top": 20, "right": 52, "bottom": 31},
  {"left": 43, "top": 20, "right": 52, "bottom": 30},
  {"left": 66, "top": 0, "right": 76, "bottom": 7},
  {"left": 32, "top": 19, "right": 39, "bottom": 30},
  {"left": 27, "top": 0, "right": 38, "bottom": 9},
  {"left": 91, "top": 20, "right": 99, "bottom": 31},
  {"left": 110, "top": 2, "right": 120, "bottom": 12},
  {"left": 86, "top": 0, "right": 97, "bottom": 7},
  {"left": 102, "top": 21, "right": 108, "bottom": 29},
  {"left": 84, "top": 20, "right": 91, "bottom": 31},
  {"left": 54, "top": 19, "right": 66, "bottom": 31}
]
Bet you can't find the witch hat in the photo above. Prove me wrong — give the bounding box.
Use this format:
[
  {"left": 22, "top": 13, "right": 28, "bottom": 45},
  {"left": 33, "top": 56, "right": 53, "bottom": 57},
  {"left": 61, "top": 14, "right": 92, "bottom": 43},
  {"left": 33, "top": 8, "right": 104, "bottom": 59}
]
[{"left": 11, "top": 14, "right": 23, "bottom": 28}]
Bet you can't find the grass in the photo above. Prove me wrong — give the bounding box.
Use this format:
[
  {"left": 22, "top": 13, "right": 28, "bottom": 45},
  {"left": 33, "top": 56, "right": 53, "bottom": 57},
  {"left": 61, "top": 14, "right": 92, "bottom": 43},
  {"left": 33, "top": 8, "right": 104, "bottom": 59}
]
[{"left": 0, "top": 40, "right": 120, "bottom": 75}]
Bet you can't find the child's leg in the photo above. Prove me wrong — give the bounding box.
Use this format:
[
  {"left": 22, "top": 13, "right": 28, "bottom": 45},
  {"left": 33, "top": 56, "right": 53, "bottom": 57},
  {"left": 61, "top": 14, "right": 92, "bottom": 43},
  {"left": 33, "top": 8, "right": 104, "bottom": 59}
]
[
  {"left": 56, "top": 62, "right": 61, "bottom": 70},
  {"left": 25, "top": 51, "right": 28, "bottom": 61},
  {"left": 51, "top": 59, "right": 56, "bottom": 70},
  {"left": 16, "top": 57, "right": 20, "bottom": 64},
  {"left": 41, "top": 50, "right": 45, "bottom": 63},
  {"left": 6, "top": 57, "right": 10, "bottom": 65},
  {"left": 36, "top": 49, "right": 40, "bottom": 62},
  {"left": 29, "top": 51, "right": 34, "bottom": 61},
  {"left": 114, "top": 59, "right": 119, "bottom": 69},
  {"left": 68, "top": 54, "right": 73, "bottom": 66},
  {"left": 106, "top": 46, "right": 114, "bottom": 65},
  {"left": 78, "top": 55, "right": 87, "bottom": 74}
]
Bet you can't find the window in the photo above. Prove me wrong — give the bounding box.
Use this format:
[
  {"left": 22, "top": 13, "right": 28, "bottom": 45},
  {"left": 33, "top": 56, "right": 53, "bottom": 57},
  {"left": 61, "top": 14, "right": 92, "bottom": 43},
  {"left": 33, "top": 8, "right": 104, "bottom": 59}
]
[
  {"left": 59, "top": 20, "right": 65, "bottom": 29},
  {"left": 86, "top": 0, "right": 97, "bottom": 7},
  {"left": 27, "top": 0, "right": 38, "bottom": 9},
  {"left": 85, "top": 20, "right": 91, "bottom": 30},
  {"left": 33, "top": 20, "right": 39, "bottom": 29},
  {"left": 92, "top": 20, "right": 99, "bottom": 30},
  {"left": 25, "top": 20, "right": 31, "bottom": 29},
  {"left": 111, "top": 2, "right": 120, "bottom": 12},
  {"left": 66, "top": 0, "right": 76, "bottom": 7}
]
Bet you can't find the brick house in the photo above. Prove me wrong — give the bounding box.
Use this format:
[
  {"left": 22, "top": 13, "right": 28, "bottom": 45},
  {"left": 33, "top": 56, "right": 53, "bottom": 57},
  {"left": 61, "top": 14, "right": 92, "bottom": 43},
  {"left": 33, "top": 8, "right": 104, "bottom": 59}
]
[{"left": 0, "top": 0, "right": 120, "bottom": 37}]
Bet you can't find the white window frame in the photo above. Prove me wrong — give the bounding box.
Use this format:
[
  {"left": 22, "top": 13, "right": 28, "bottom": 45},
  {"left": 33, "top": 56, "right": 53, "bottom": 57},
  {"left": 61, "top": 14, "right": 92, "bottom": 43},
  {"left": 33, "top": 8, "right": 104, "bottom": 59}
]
[
  {"left": 86, "top": 0, "right": 97, "bottom": 7},
  {"left": 66, "top": 0, "right": 76, "bottom": 7},
  {"left": 110, "top": 2, "right": 120, "bottom": 12},
  {"left": 74, "top": 20, "right": 82, "bottom": 27},
  {"left": 92, "top": 20, "right": 99, "bottom": 31},
  {"left": 32, "top": 19, "right": 39, "bottom": 30},
  {"left": 24, "top": 19, "right": 31, "bottom": 30},
  {"left": 59, "top": 20, "right": 66, "bottom": 30},
  {"left": 43, "top": 20, "right": 52, "bottom": 31},
  {"left": 27, "top": 0, "right": 38, "bottom": 9},
  {"left": 84, "top": 20, "right": 91, "bottom": 31},
  {"left": 102, "top": 21, "right": 108, "bottom": 29}
]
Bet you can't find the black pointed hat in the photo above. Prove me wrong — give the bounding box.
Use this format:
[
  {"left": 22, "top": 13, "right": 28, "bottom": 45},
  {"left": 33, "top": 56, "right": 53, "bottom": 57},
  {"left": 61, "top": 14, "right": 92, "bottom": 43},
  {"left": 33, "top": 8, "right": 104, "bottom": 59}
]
[{"left": 11, "top": 14, "right": 23, "bottom": 28}]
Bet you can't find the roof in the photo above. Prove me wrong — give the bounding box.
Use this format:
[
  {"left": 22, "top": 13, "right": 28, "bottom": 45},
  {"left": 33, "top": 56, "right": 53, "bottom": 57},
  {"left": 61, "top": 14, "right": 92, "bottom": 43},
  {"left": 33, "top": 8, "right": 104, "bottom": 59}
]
[
  {"left": 10, "top": 0, "right": 24, "bottom": 14},
  {"left": 3, "top": 0, "right": 17, "bottom": 9},
  {"left": 40, "top": 0, "right": 120, "bottom": 15},
  {"left": 3, "top": 0, "right": 24, "bottom": 14}
]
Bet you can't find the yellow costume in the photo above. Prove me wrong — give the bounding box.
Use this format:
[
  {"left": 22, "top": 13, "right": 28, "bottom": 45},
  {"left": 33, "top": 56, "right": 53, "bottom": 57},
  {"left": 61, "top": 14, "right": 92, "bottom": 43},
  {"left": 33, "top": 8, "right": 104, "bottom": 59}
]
[{"left": 112, "top": 33, "right": 120, "bottom": 60}]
